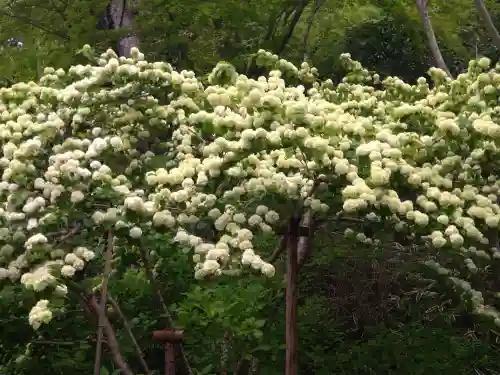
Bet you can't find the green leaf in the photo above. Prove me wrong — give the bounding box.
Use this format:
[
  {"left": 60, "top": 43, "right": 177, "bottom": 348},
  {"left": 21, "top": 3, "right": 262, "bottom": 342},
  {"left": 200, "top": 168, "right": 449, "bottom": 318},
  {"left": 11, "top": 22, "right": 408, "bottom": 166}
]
[{"left": 254, "top": 319, "right": 266, "bottom": 328}]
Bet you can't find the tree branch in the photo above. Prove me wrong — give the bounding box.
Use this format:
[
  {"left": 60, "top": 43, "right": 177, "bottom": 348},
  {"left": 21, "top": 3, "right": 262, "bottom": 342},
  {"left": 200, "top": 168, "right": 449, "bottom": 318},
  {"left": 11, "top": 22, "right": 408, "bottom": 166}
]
[
  {"left": 277, "top": 0, "right": 310, "bottom": 55},
  {"left": 68, "top": 284, "right": 132, "bottom": 375},
  {"left": 267, "top": 235, "right": 288, "bottom": 263},
  {"left": 87, "top": 294, "right": 135, "bottom": 375},
  {"left": 138, "top": 245, "right": 173, "bottom": 325},
  {"left": 0, "top": 10, "right": 70, "bottom": 40},
  {"left": 108, "top": 294, "right": 151, "bottom": 375}
]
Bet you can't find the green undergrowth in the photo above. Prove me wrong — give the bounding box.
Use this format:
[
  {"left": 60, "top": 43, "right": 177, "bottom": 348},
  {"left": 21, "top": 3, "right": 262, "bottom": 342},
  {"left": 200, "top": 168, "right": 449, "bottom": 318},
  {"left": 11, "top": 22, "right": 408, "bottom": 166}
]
[{"left": 292, "top": 231, "right": 500, "bottom": 375}]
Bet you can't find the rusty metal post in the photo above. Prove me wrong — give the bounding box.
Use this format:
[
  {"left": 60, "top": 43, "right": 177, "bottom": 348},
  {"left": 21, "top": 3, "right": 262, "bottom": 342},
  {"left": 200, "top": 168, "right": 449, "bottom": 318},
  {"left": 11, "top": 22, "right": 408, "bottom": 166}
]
[{"left": 152, "top": 328, "right": 184, "bottom": 375}]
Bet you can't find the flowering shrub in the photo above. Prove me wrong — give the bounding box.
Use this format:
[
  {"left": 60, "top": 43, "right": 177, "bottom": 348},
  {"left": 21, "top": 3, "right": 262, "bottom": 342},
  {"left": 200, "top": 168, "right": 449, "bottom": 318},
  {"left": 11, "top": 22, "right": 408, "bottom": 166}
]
[{"left": 0, "top": 44, "right": 500, "bottom": 329}]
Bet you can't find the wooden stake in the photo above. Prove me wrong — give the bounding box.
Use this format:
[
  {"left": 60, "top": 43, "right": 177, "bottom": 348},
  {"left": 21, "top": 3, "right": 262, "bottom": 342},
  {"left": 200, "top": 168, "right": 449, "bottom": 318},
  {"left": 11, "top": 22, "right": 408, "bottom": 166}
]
[
  {"left": 285, "top": 216, "right": 299, "bottom": 375},
  {"left": 152, "top": 328, "right": 184, "bottom": 375}
]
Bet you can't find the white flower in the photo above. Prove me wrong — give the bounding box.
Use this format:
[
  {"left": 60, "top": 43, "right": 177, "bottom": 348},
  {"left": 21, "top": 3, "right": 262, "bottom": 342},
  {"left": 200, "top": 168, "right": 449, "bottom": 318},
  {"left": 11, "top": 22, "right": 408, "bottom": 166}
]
[
  {"left": 70, "top": 190, "right": 85, "bottom": 203},
  {"left": 5, "top": 46, "right": 500, "bottom": 325},
  {"left": 61, "top": 265, "right": 76, "bottom": 278},
  {"left": 129, "top": 226, "right": 143, "bottom": 238},
  {"left": 261, "top": 263, "right": 275, "bottom": 277},
  {"left": 28, "top": 299, "right": 53, "bottom": 329},
  {"left": 264, "top": 211, "right": 279, "bottom": 224}
]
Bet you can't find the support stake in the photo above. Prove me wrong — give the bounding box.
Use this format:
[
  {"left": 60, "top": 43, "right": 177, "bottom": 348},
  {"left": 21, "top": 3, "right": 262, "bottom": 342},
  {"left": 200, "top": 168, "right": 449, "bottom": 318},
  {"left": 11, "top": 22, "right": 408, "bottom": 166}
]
[
  {"left": 286, "top": 216, "right": 300, "bottom": 375},
  {"left": 152, "top": 328, "right": 184, "bottom": 375}
]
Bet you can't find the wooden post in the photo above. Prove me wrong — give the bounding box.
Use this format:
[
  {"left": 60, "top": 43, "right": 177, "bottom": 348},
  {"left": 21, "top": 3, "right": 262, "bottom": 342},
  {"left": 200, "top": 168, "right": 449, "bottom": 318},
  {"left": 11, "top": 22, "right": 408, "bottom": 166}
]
[
  {"left": 285, "top": 216, "right": 300, "bottom": 375},
  {"left": 152, "top": 328, "right": 184, "bottom": 375}
]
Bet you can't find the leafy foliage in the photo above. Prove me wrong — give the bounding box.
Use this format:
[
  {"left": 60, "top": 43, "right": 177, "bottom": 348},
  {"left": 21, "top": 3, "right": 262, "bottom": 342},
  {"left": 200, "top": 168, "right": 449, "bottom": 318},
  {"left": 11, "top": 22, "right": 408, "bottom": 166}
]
[{"left": 3, "top": 1, "right": 500, "bottom": 375}]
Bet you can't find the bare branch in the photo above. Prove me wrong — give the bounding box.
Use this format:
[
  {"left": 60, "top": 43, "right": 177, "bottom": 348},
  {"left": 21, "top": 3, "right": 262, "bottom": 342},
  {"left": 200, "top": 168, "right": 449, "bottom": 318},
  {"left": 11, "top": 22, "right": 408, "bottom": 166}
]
[
  {"left": 46, "top": 222, "right": 82, "bottom": 243},
  {"left": 233, "top": 358, "right": 250, "bottom": 375},
  {"left": 108, "top": 294, "right": 151, "bottom": 375},
  {"left": 67, "top": 284, "right": 133, "bottom": 375},
  {"left": 249, "top": 358, "right": 259, "bottom": 375},
  {"left": 138, "top": 245, "right": 173, "bottom": 325},
  {"left": 220, "top": 331, "right": 231, "bottom": 375},
  {"left": 87, "top": 294, "right": 135, "bottom": 375},
  {"left": 284, "top": 179, "right": 322, "bottom": 375},
  {"left": 108, "top": 0, "right": 140, "bottom": 57},
  {"left": 267, "top": 235, "right": 287, "bottom": 263},
  {"left": 31, "top": 340, "right": 82, "bottom": 346}
]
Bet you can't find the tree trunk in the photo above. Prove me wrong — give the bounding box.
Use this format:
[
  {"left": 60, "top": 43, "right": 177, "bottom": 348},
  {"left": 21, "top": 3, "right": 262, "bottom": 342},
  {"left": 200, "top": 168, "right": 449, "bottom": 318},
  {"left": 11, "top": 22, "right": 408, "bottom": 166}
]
[
  {"left": 302, "top": 0, "right": 325, "bottom": 61},
  {"left": 99, "top": 0, "right": 140, "bottom": 57},
  {"left": 277, "top": 0, "right": 310, "bottom": 55},
  {"left": 415, "top": 0, "right": 452, "bottom": 77},
  {"left": 474, "top": 0, "right": 500, "bottom": 51}
]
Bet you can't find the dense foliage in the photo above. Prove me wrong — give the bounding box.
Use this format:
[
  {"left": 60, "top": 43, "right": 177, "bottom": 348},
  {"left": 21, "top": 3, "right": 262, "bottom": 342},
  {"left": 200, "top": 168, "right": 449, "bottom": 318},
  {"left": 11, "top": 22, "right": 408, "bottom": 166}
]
[{"left": 4, "top": 1, "right": 500, "bottom": 375}]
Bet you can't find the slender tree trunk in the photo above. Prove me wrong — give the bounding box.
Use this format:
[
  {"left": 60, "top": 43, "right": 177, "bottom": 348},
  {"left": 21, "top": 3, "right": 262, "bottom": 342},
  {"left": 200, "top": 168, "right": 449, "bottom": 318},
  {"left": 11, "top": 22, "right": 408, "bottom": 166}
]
[
  {"left": 415, "top": 0, "right": 452, "bottom": 77},
  {"left": 302, "top": 0, "right": 325, "bottom": 61},
  {"left": 474, "top": 0, "right": 500, "bottom": 51},
  {"left": 94, "top": 231, "right": 115, "bottom": 375},
  {"left": 277, "top": 0, "right": 310, "bottom": 55},
  {"left": 297, "top": 212, "right": 317, "bottom": 273},
  {"left": 220, "top": 331, "right": 231, "bottom": 375},
  {"left": 248, "top": 358, "right": 259, "bottom": 375}
]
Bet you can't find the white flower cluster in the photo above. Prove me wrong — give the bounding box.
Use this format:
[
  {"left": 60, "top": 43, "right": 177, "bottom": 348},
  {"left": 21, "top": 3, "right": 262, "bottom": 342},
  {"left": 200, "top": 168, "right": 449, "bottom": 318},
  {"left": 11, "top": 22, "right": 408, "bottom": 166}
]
[
  {"left": 1, "top": 46, "right": 500, "bottom": 326},
  {"left": 28, "top": 299, "right": 53, "bottom": 330}
]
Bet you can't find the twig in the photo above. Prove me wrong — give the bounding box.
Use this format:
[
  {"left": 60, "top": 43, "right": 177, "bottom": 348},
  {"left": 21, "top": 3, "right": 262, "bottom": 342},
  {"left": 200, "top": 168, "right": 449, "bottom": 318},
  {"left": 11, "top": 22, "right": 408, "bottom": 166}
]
[
  {"left": 31, "top": 340, "right": 81, "bottom": 346},
  {"left": 46, "top": 222, "right": 81, "bottom": 239},
  {"left": 302, "top": 0, "right": 325, "bottom": 61},
  {"left": 94, "top": 230, "right": 115, "bottom": 375},
  {"left": 108, "top": 294, "right": 151, "bottom": 375},
  {"left": 138, "top": 245, "right": 173, "bottom": 326},
  {"left": 56, "top": 223, "right": 82, "bottom": 244},
  {"left": 249, "top": 358, "right": 259, "bottom": 375},
  {"left": 220, "top": 331, "right": 231, "bottom": 375},
  {"left": 267, "top": 235, "right": 287, "bottom": 263}
]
